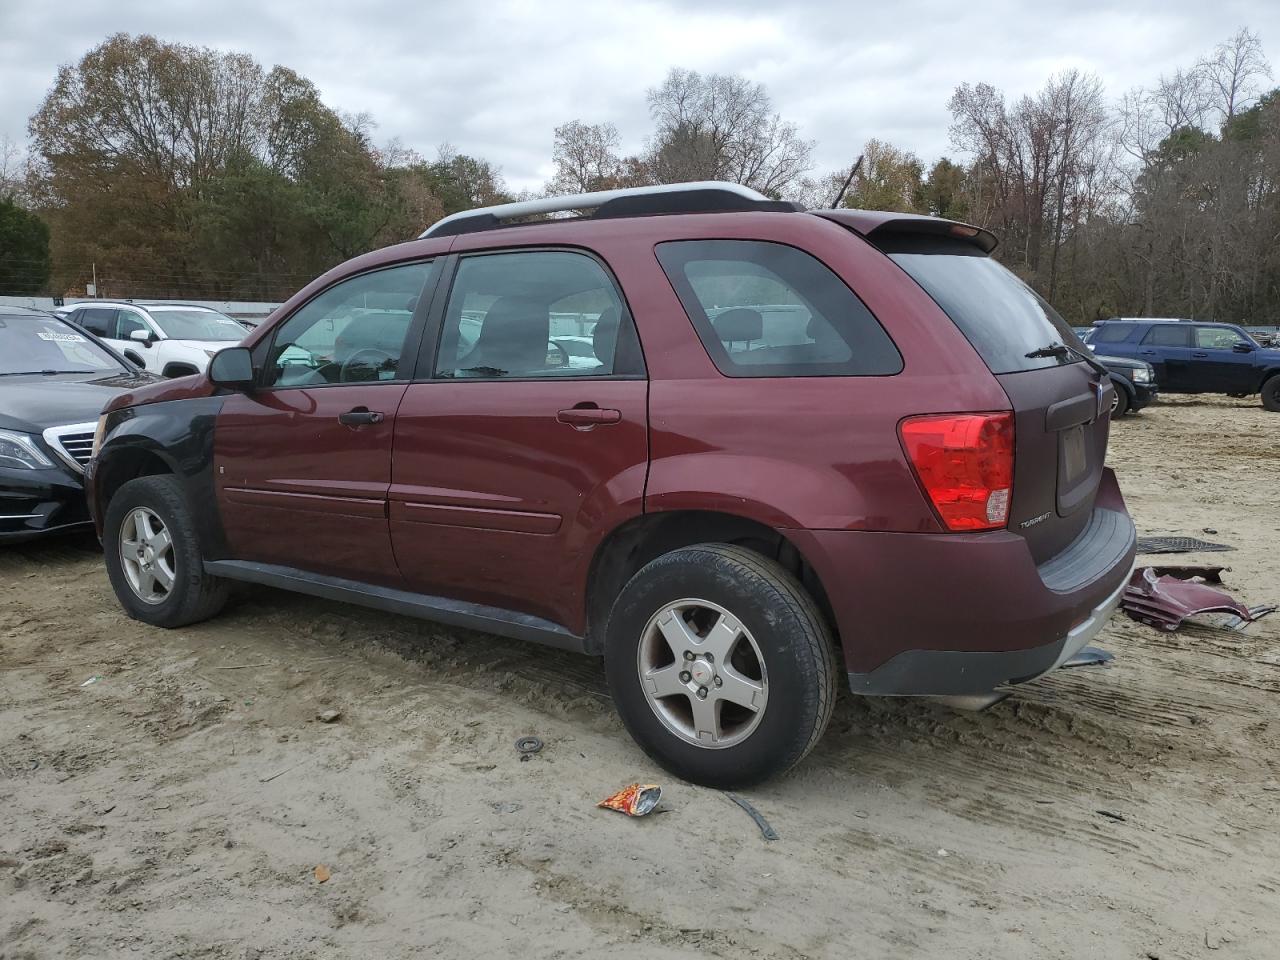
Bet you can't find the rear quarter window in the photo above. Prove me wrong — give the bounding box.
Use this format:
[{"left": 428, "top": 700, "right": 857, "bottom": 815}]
[
  {"left": 880, "top": 236, "right": 1086, "bottom": 374},
  {"left": 655, "top": 240, "right": 902, "bottom": 378}
]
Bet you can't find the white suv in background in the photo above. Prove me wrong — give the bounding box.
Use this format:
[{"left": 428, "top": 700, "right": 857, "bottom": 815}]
[{"left": 63, "top": 302, "right": 248, "bottom": 378}]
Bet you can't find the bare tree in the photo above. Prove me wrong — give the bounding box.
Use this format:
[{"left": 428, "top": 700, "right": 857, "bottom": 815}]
[
  {"left": 1200, "top": 27, "right": 1272, "bottom": 122},
  {"left": 0, "top": 134, "right": 27, "bottom": 200},
  {"left": 547, "top": 120, "right": 627, "bottom": 194},
  {"left": 643, "top": 69, "right": 813, "bottom": 198}
]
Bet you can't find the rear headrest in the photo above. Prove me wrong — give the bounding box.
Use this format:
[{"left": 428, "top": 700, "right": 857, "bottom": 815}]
[
  {"left": 592, "top": 307, "right": 620, "bottom": 364},
  {"left": 713, "top": 308, "right": 762, "bottom": 342}
]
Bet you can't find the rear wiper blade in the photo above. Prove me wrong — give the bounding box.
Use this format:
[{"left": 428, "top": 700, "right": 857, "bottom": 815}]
[
  {"left": 1026, "top": 341, "right": 1111, "bottom": 378},
  {"left": 1025, "top": 344, "right": 1070, "bottom": 359}
]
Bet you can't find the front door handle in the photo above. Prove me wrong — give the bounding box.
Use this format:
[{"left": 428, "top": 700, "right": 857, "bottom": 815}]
[
  {"left": 1192, "top": 351, "right": 1209, "bottom": 357},
  {"left": 1139, "top": 350, "right": 1157, "bottom": 356},
  {"left": 557, "top": 406, "right": 622, "bottom": 428},
  {"left": 339, "top": 407, "right": 384, "bottom": 426}
]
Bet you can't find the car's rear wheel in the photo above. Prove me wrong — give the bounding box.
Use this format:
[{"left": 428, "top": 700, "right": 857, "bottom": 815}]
[
  {"left": 1110, "top": 387, "right": 1130, "bottom": 417},
  {"left": 1261, "top": 375, "right": 1280, "bottom": 413},
  {"left": 103, "top": 475, "right": 229, "bottom": 628},
  {"left": 604, "top": 543, "right": 836, "bottom": 788}
]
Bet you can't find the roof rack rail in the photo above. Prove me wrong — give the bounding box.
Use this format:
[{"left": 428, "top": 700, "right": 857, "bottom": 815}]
[{"left": 420, "top": 180, "right": 801, "bottom": 238}]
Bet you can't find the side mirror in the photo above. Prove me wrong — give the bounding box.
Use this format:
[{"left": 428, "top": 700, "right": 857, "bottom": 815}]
[
  {"left": 1232, "top": 342, "right": 1255, "bottom": 353},
  {"left": 208, "top": 347, "right": 255, "bottom": 390},
  {"left": 129, "top": 328, "right": 153, "bottom": 346}
]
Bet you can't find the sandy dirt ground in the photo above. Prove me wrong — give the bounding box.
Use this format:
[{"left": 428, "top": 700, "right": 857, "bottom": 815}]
[{"left": 2, "top": 394, "right": 1278, "bottom": 959}]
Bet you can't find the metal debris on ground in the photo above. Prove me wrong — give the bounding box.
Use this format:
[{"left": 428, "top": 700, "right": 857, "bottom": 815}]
[
  {"left": 514, "top": 736, "right": 543, "bottom": 755},
  {"left": 1123, "top": 567, "right": 1275, "bottom": 633},
  {"left": 1096, "top": 810, "right": 1127, "bottom": 823},
  {"left": 598, "top": 783, "right": 662, "bottom": 817},
  {"left": 80, "top": 676, "right": 103, "bottom": 687},
  {"left": 726, "top": 792, "right": 779, "bottom": 841},
  {"left": 316, "top": 709, "right": 342, "bottom": 723},
  {"left": 1135, "top": 535, "right": 1233, "bottom": 555},
  {"left": 1062, "top": 646, "right": 1115, "bottom": 668}
]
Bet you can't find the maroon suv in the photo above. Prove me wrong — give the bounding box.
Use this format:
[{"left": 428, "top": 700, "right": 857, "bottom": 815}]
[{"left": 87, "top": 182, "right": 1135, "bottom": 787}]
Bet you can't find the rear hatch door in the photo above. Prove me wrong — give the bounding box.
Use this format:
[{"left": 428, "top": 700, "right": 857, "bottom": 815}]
[{"left": 873, "top": 230, "right": 1113, "bottom": 563}]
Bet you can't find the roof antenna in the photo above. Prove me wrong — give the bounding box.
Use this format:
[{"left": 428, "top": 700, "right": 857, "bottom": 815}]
[{"left": 830, "top": 154, "right": 865, "bottom": 209}]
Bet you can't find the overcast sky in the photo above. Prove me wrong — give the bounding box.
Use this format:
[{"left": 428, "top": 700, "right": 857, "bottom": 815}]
[{"left": 2, "top": 0, "right": 1278, "bottom": 191}]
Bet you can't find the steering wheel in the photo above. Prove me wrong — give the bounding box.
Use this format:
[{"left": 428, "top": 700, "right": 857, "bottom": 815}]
[
  {"left": 546, "top": 340, "right": 570, "bottom": 369},
  {"left": 339, "top": 348, "right": 398, "bottom": 382}
]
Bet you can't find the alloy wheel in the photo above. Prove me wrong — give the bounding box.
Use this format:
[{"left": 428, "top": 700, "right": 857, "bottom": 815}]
[
  {"left": 119, "top": 506, "right": 176, "bottom": 605},
  {"left": 636, "top": 598, "right": 769, "bottom": 749}
]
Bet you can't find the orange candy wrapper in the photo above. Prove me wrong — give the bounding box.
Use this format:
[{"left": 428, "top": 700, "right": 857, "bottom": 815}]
[{"left": 598, "top": 783, "right": 662, "bottom": 817}]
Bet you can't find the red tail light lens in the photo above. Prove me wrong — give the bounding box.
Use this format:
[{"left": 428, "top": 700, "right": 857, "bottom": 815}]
[{"left": 899, "top": 413, "right": 1015, "bottom": 531}]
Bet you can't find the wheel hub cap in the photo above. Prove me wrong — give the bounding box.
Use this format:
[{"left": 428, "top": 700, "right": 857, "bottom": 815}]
[{"left": 688, "top": 660, "right": 714, "bottom": 686}]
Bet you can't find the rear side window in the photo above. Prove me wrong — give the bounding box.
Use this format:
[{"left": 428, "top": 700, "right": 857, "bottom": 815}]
[
  {"left": 883, "top": 237, "right": 1085, "bottom": 374},
  {"left": 656, "top": 240, "right": 901, "bottom": 377},
  {"left": 1091, "top": 322, "right": 1135, "bottom": 344},
  {"left": 1142, "top": 324, "right": 1191, "bottom": 347},
  {"left": 78, "top": 307, "right": 117, "bottom": 338}
]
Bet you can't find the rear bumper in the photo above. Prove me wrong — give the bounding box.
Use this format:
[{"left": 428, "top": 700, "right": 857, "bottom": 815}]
[{"left": 786, "top": 468, "right": 1136, "bottom": 696}]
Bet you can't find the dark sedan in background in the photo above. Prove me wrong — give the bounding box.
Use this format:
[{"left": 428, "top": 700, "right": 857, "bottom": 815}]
[{"left": 1, "top": 307, "right": 157, "bottom": 542}]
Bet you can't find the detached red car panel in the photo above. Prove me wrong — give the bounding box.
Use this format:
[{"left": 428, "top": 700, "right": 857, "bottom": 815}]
[{"left": 87, "top": 183, "right": 1135, "bottom": 787}]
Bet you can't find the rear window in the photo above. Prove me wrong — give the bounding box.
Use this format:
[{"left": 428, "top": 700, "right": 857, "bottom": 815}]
[
  {"left": 1091, "top": 322, "right": 1135, "bottom": 344},
  {"left": 656, "top": 240, "right": 902, "bottom": 378},
  {"left": 882, "top": 237, "right": 1085, "bottom": 374}
]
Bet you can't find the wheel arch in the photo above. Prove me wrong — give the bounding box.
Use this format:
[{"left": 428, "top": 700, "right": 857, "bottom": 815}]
[{"left": 583, "top": 509, "right": 837, "bottom": 656}]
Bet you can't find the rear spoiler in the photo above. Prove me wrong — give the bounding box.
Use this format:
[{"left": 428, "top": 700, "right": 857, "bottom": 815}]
[{"left": 811, "top": 210, "right": 998, "bottom": 254}]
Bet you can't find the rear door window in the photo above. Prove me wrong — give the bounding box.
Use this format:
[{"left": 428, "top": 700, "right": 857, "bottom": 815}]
[
  {"left": 881, "top": 236, "right": 1084, "bottom": 374},
  {"left": 656, "top": 240, "right": 901, "bottom": 377},
  {"left": 432, "top": 250, "right": 642, "bottom": 379},
  {"left": 1091, "top": 322, "right": 1135, "bottom": 344},
  {"left": 1142, "top": 324, "right": 1191, "bottom": 347},
  {"left": 78, "top": 307, "right": 118, "bottom": 339}
]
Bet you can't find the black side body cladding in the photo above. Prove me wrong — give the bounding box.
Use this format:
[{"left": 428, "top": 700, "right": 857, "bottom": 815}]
[
  {"left": 204, "top": 559, "right": 588, "bottom": 653},
  {"left": 94, "top": 396, "right": 228, "bottom": 555}
]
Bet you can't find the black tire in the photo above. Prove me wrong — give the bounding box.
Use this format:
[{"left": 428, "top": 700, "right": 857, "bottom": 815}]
[
  {"left": 1262, "top": 375, "right": 1280, "bottom": 413},
  {"left": 103, "top": 475, "right": 229, "bottom": 628},
  {"left": 603, "top": 543, "right": 837, "bottom": 788},
  {"left": 1110, "top": 386, "right": 1130, "bottom": 418}
]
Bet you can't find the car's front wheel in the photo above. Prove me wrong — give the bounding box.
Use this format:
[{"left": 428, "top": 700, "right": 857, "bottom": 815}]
[
  {"left": 1110, "top": 387, "right": 1130, "bottom": 417},
  {"left": 103, "top": 475, "right": 229, "bottom": 628},
  {"left": 604, "top": 543, "right": 836, "bottom": 788}
]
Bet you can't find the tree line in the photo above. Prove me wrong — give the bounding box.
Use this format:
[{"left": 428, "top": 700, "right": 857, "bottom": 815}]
[{"left": 1, "top": 29, "right": 1277, "bottom": 325}]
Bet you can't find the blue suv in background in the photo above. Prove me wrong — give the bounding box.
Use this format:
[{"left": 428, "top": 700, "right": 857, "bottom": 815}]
[{"left": 1086, "top": 318, "right": 1280, "bottom": 412}]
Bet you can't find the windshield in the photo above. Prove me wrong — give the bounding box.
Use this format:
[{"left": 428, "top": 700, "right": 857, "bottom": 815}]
[
  {"left": 149, "top": 309, "right": 246, "bottom": 342},
  {"left": 883, "top": 237, "right": 1087, "bottom": 374},
  {"left": 0, "top": 314, "right": 124, "bottom": 375}
]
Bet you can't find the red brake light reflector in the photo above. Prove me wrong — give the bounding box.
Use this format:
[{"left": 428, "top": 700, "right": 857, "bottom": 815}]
[{"left": 899, "top": 413, "right": 1015, "bottom": 531}]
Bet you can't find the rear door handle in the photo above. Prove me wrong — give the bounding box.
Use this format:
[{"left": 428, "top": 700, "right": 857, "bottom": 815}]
[
  {"left": 338, "top": 407, "right": 384, "bottom": 426},
  {"left": 1192, "top": 351, "right": 1209, "bottom": 357},
  {"left": 1139, "top": 350, "right": 1157, "bottom": 356},
  {"left": 557, "top": 406, "right": 622, "bottom": 428}
]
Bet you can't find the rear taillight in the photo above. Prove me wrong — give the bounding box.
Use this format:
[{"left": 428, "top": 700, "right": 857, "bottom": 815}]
[{"left": 899, "top": 412, "right": 1015, "bottom": 532}]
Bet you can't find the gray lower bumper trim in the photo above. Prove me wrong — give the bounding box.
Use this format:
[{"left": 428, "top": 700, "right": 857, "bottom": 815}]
[{"left": 847, "top": 578, "right": 1128, "bottom": 697}]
